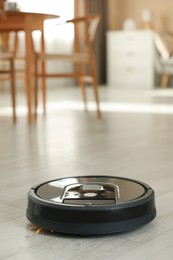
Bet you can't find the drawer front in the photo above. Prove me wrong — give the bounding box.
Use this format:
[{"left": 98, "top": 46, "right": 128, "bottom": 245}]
[
  {"left": 106, "top": 30, "right": 155, "bottom": 88},
  {"left": 107, "top": 31, "right": 153, "bottom": 45},
  {"left": 107, "top": 66, "right": 154, "bottom": 87},
  {"left": 107, "top": 51, "right": 154, "bottom": 67},
  {"left": 108, "top": 76, "right": 154, "bottom": 88},
  {"left": 108, "top": 43, "right": 154, "bottom": 55}
]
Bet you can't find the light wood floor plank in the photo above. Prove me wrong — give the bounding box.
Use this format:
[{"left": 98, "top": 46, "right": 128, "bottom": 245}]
[{"left": 1, "top": 86, "right": 173, "bottom": 259}]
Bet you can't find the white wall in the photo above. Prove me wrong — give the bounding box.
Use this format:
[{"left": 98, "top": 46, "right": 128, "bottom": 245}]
[
  {"left": 14, "top": 0, "right": 75, "bottom": 87},
  {"left": 15, "top": 0, "right": 73, "bottom": 17}
]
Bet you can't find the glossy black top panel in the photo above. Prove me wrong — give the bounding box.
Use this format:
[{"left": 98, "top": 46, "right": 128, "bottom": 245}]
[{"left": 36, "top": 176, "right": 147, "bottom": 205}]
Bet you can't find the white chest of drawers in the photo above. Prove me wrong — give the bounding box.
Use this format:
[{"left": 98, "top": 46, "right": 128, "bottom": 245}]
[{"left": 106, "top": 30, "right": 156, "bottom": 88}]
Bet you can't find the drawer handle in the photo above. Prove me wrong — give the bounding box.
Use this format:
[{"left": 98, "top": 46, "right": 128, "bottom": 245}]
[
  {"left": 126, "top": 37, "right": 135, "bottom": 41},
  {"left": 126, "top": 52, "right": 135, "bottom": 56},
  {"left": 126, "top": 67, "right": 134, "bottom": 72}
]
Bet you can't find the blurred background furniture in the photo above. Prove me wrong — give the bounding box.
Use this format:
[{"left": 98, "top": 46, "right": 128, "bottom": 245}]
[
  {"left": 0, "top": 10, "right": 58, "bottom": 123},
  {"left": 0, "top": 51, "right": 16, "bottom": 122},
  {"left": 34, "top": 14, "right": 101, "bottom": 118},
  {"left": 0, "top": 31, "right": 25, "bottom": 90},
  {"left": 154, "top": 31, "right": 173, "bottom": 88},
  {"left": 107, "top": 30, "right": 156, "bottom": 89}
]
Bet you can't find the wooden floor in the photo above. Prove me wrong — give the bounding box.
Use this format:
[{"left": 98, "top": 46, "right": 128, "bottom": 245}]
[{"left": 1, "top": 86, "right": 173, "bottom": 259}]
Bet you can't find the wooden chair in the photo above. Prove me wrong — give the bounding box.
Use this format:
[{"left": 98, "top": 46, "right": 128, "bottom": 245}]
[
  {"left": 0, "top": 31, "right": 24, "bottom": 123},
  {"left": 0, "top": 52, "right": 16, "bottom": 122},
  {"left": 34, "top": 14, "right": 101, "bottom": 118},
  {"left": 0, "top": 31, "right": 27, "bottom": 122},
  {"left": 0, "top": 31, "right": 26, "bottom": 90},
  {"left": 154, "top": 31, "right": 173, "bottom": 88}
]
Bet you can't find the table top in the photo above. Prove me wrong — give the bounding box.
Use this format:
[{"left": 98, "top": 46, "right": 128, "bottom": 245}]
[
  {"left": 0, "top": 10, "right": 59, "bottom": 17},
  {"left": 0, "top": 10, "right": 59, "bottom": 31}
]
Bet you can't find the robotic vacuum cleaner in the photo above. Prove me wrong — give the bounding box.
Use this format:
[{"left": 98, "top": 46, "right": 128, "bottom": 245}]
[{"left": 26, "top": 175, "right": 156, "bottom": 235}]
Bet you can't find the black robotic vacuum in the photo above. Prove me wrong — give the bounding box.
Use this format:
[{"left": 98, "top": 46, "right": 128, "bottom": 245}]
[{"left": 26, "top": 175, "right": 156, "bottom": 235}]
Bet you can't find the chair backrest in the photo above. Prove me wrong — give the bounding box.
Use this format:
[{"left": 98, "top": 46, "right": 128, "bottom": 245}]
[
  {"left": 0, "top": 32, "right": 19, "bottom": 55},
  {"left": 153, "top": 31, "right": 173, "bottom": 75},
  {"left": 66, "top": 15, "right": 101, "bottom": 54},
  {"left": 0, "top": 0, "right": 3, "bottom": 9},
  {"left": 154, "top": 31, "right": 173, "bottom": 59}
]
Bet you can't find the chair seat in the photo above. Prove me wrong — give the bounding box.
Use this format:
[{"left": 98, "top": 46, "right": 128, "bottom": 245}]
[
  {"left": 36, "top": 52, "right": 89, "bottom": 63},
  {"left": 0, "top": 52, "right": 14, "bottom": 74},
  {"left": 154, "top": 31, "right": 173, "bottom": 87},
  {"left": 0, "top": 52, "right": 16, "bottom": 122},
  {"left": 0, "top": 52, "right": 14, "bottom": 59},
  {"left": 34, "top": 15, "right": 101, "bottom": 118}
]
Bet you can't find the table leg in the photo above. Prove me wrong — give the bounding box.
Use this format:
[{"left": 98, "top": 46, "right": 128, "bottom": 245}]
[
  {"left": 25, "top": 28, "right": 35, "bottom": 123},
  {"left": 41, "top": 30, "right": 46, "bottom": 114}
]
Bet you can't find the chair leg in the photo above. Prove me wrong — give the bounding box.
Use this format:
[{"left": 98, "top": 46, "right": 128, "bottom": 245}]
[
  {"left": 90, "top": 58, "right": 101, "bottom": 118},
  {"left": 77, "top": 61, "right": 88, "bottom": 112},
  {"left": 34, "top": 56, "right": 38, "bottom": 119},
  {"left": 79, "top": 79, "right": 88, "bottom": 112},
  {"left": 92, "top": 77, "right": 101, "bottom": 118},
  {"left": 34, "top": 54, "right": 47, "bottom": 119},
  {"left": 161, "top": 74, "right": 169, "bottom": 88},
  {"left": 41, "top": 62, "right": 46, "bottom": 115},
  {"left": 10, "top": 58, "right": 16, "bottom": 123}
]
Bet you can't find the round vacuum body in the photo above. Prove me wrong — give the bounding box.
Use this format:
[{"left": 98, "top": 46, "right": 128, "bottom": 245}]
[{"left": 26, "top": 175, "right": 156, "bottom": 235}]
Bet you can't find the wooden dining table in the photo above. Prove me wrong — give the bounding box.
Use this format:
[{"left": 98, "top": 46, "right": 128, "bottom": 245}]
[{"left": 0, "top": 11, "right": 59, "bottom": 123}]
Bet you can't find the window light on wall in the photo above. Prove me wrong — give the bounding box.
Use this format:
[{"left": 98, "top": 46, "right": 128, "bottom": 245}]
[
  {"left": 14, "top": 0, "right": 74, "bottom": 18},
  {"left": 13, "top": 0, "right": 75, "bottom": 86},
  {"left": 14, "top": 0, "right": 74, "bottom": 48}
]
